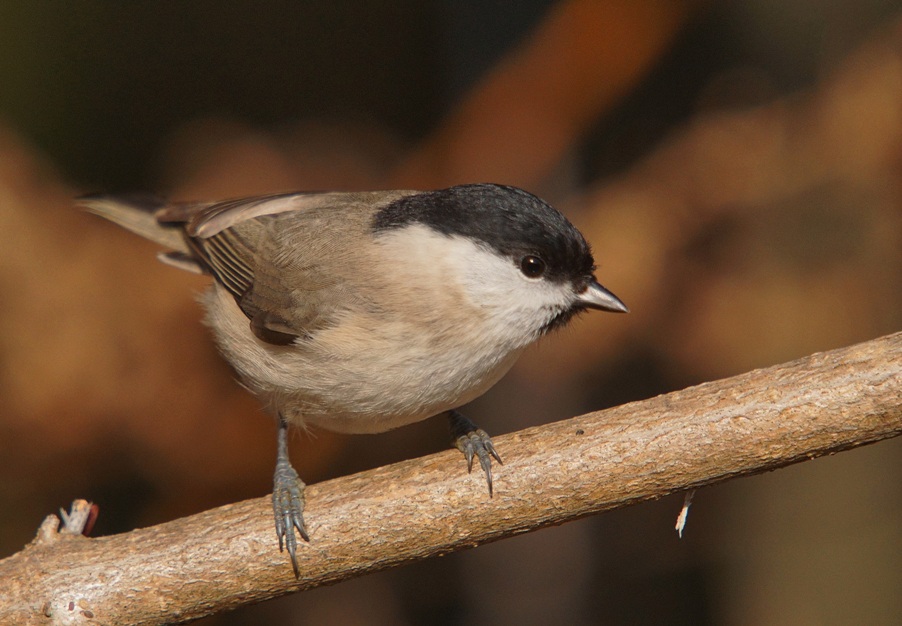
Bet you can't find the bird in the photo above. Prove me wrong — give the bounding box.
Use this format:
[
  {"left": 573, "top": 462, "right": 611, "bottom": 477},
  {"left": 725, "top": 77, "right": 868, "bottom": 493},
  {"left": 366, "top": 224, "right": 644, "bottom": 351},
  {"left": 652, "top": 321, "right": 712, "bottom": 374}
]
[{"left": 80, "top": 183, "right": 628, "bottom": 576}]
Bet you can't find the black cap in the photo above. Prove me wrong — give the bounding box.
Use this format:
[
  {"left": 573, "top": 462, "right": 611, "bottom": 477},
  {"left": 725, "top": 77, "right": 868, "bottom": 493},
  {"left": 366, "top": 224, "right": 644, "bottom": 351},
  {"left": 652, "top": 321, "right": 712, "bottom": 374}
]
[{"left": 372, "top": 184, "right": 595, "bottom": 285}]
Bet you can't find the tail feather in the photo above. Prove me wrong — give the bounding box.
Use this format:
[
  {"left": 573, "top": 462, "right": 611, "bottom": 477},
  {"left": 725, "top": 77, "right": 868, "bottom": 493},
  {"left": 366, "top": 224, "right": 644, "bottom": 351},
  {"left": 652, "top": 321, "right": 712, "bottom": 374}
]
[{"left": 78, "top": 193, "right": 190, "bottom": 254}]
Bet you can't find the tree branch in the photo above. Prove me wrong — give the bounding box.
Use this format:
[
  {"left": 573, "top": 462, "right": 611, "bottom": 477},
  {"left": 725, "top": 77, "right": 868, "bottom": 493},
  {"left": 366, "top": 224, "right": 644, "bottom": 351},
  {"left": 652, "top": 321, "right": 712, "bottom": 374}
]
[{"left": 2, "top": 332, "right": 900, "bottom": 625}]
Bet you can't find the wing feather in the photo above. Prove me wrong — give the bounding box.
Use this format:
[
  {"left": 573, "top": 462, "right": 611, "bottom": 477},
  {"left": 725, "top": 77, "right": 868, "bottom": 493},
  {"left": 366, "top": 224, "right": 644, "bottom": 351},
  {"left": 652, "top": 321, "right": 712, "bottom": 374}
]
[
  {"left": 150, "top": 189, "right": 411, "bottom": 343},
  {"left": 199, "top": 229, "right": 255, "bottom": 299},
  {"left": 156, "top": 192, "right": 355, "bottom": 239}
]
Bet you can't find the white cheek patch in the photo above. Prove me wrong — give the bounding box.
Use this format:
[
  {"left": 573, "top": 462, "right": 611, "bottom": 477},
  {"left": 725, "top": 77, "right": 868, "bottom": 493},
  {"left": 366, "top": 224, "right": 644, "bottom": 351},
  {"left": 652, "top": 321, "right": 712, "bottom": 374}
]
[{"left": 376, "top": 225, "right": 574, "bottom": 340}]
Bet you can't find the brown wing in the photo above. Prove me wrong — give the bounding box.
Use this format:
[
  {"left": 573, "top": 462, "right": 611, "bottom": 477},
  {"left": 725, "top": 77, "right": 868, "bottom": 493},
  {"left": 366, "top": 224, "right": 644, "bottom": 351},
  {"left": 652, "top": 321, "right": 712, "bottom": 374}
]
[{"left": 158, "top": 191, "right": 395, "bottom": 345}]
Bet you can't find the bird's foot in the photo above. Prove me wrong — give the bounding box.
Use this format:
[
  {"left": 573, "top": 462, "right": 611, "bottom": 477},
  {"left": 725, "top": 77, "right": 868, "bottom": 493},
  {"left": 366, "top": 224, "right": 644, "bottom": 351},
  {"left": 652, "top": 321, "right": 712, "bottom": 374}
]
[
  {"left": 448, "top": 410, "right": 503, "bottom": 497},
  {"left": 272, "top": 448, "right": 308, "bottom": 578}
]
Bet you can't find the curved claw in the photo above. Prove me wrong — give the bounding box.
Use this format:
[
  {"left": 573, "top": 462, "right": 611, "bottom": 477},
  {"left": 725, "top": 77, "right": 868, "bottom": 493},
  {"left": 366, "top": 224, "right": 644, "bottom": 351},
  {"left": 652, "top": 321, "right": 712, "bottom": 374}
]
[
  {"left": 272, "top": 463, "right": 308, "bottom": 578},
  {"left": 448, "top": 411, "right": 503, "bottom": 497},
  {"left": 273, "top": 417, "right": 308, "bottom": 578}
]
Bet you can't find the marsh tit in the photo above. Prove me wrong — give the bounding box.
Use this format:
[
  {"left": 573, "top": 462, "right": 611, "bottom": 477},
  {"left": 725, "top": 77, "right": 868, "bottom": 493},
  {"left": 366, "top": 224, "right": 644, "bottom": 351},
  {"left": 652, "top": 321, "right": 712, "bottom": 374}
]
[{"left": 81, "top": 183, "right": 628, "bottom": 576}]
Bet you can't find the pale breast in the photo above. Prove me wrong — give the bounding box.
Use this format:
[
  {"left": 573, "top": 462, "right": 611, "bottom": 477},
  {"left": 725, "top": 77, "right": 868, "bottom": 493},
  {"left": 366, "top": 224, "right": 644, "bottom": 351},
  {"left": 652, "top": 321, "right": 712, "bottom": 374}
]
[{"left": 202, "top": 284, "right": 525, "bottom": 433}]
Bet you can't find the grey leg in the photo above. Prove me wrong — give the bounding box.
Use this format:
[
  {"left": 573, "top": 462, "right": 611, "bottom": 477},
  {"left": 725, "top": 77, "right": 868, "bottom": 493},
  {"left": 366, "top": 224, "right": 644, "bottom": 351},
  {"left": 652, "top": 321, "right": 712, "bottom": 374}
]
[{"left": 272, "top": 415, "right": 308, "bottom": 577}]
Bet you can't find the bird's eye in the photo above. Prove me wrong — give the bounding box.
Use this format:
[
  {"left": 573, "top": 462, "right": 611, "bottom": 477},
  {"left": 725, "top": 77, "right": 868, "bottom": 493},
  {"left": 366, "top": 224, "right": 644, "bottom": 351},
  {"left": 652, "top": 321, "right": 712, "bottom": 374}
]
[{"left": 519, "top": 255, "right": 546, "bottom": 278}]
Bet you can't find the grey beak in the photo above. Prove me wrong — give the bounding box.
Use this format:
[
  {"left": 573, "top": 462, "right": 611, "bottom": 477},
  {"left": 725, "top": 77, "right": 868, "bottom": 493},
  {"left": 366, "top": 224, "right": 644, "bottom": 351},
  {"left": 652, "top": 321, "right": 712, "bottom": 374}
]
[{"left": 577, "top": 280, "right": 629, "bottom": 313}]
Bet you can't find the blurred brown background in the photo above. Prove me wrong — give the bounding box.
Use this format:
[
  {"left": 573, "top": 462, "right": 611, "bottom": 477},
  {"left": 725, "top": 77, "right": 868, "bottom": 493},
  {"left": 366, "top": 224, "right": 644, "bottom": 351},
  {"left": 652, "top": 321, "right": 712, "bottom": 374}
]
[{"left": 1, "top": 1, "right": 901, "bottom": 624}]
